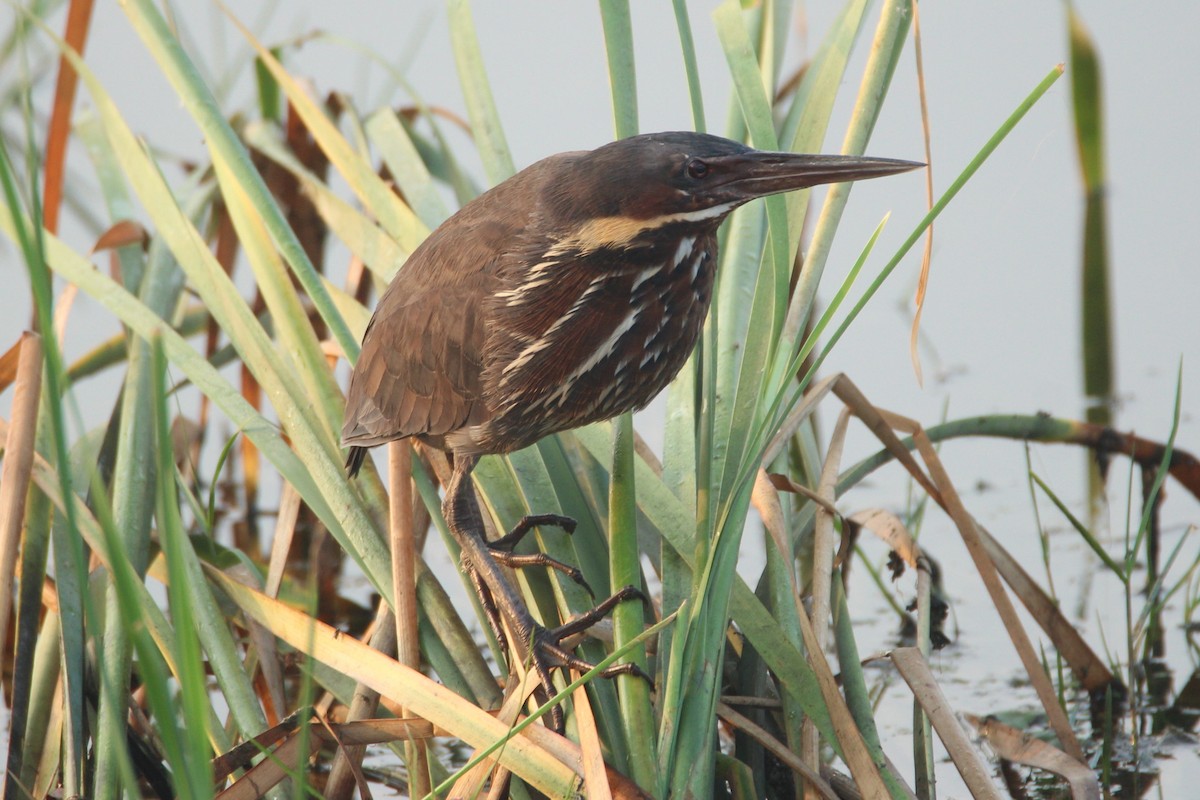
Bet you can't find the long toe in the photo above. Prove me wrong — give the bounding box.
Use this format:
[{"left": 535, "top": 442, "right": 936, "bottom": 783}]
[
  {"left": 552, "top": 584, "right": 644, "bottom": 641},
  {"left": 489, "top": 513, "right": 578, "bottom": 552},
  {"left": 488, "top": 548, "right": 594, "bottom": 596}
]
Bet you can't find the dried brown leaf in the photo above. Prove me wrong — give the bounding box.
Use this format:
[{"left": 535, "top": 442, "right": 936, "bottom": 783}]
[
  {"left": 974, "top": 525, "right": 1116, "bottom": 693},
  {"left": 848, "top": 508, "right": 920, "bottom": 568},
  {"left": 966, "top": 714, "right": 1100, "bottom": 800},
  {"left": 90, "top": 219, "right": 148, "bottom": 255}
]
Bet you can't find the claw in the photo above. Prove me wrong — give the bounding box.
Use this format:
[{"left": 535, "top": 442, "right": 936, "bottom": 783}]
[
  {"left": 464, "top": 575, "right": 652, "bottom": 730},
  {"left": 518, "top": 587, "right": 654, "bottom": 730}
]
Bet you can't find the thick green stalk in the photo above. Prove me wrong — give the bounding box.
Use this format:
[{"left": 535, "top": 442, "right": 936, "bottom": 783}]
[
  {"left": 598, "top": 0, "right": 657, "bottom": 788},
  {"left": 670, "top": 484, "right": 756, "bottom": 798},
  {"left": 1068, "top": 8, "right": 1113, "bottom": 417},
  {"left": 599, "top": 0, "right": 639, "bottom": 136},
  {"left": 9, "top": 456, "right": 55, "bottom": 792},
  {"left": 608, "top": 415, "right": 656, "bottom": 788}
]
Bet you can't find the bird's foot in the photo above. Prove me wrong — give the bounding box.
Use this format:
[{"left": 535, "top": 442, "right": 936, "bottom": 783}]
[
  {"left": 487, "top": 513, "right": 594, "bottom": 596},
  {"left": 509, "top": 584, "right": 653, "bottom": 731},
  {"left": 531, "top": 584, "right": 652, "bottom": 676}
]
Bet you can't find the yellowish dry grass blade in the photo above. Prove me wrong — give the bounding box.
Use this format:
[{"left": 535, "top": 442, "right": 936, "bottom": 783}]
[
  {"left": 763, "top": 506, "right": 891, "bottom": 795},
  {"left": 908, "top": 425, "right": 1085, "bottom": 761},
  {"left": 907, "top": 0, "right": 936, "bottom": 387},
  {"left": 572, "top": 669, "right": 614, "bottom": 800},
  {"left": 974, "top": 525, "right": 1118, "bottom": 694},
  {"left": 752, "top": 466, "right": 888, "bottom": 794},
  {"left": 890, "top": 648, "right": 1002, "bottom": 800},
  {"left": 450, "top": 669, "right": 538, "bottom": 797},
  {"left": 210, "top": 569, "right": 584, "bottom": 796},
  {"left": 221, "top": 5, "right": 428, "bottom": 254}
]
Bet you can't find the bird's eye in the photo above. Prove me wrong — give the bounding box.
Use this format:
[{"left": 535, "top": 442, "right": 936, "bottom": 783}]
[{"left": 686, "top": 159, "right": 709, "bottom": 179}]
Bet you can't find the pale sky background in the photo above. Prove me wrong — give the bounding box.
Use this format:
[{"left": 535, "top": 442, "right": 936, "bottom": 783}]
[{"left": 3, "top": 1, "right": 1199, "bottom": 794}]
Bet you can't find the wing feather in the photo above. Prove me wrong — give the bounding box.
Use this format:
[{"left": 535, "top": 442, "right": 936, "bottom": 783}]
[
  {"left": 341, "top": 284, "right": 485, "bottom": 447},
  {"left": 341, "top": 158, "right": 555, "bottom": 451}
]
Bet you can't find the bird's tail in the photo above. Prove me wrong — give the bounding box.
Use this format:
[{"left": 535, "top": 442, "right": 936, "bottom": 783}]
[{"left": 345, "top": 446, "right": 368, "bottom": 478}]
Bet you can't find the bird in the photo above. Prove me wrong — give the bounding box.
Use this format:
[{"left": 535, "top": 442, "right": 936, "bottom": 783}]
[{"left": 342, "top": 131, "right": 920, "bottom": 721}]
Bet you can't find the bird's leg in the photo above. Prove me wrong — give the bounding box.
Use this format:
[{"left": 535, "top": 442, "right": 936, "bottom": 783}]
[
  {"left": 442, "top": 455, "right": 648, "bottom": 730},
  {"left": 442, "top": 455, "right": 530, "bottom": 657},
  {"left": 464, "top": 560, "right": 509, "bottom": 656}
]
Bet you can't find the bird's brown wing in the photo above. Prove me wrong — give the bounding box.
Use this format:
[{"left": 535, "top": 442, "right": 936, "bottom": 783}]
[
  {"left": 340, "top": 166, "right": 556, "bottom": 451},
  {"left": 341, "top": 280, "right": 486, "bottom": 448}
]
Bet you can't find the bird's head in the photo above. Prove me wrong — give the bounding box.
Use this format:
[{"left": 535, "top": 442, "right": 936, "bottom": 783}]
[{"left": 541, "top": 131, "right": 920, "bottom": 251}]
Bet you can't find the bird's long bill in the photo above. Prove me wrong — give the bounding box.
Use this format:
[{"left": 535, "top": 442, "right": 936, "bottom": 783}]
[{"left": 718, "top": 152, "right": 923, "bottom": 199}]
